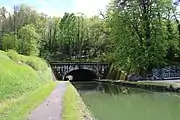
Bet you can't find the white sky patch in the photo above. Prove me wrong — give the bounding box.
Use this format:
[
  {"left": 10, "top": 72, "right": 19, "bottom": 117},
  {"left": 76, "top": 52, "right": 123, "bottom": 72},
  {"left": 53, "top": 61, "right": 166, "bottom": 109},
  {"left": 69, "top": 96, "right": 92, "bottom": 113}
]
[
  {"left": 29, "top": 0, "right": 72, "bottom": 17},
  {"left": 2, "top": 0, "right": 110, "bottom": 17},
  {"left": 12, "top": 0, "right": 30, "bottom": 4},
  {"left": 0, "top": 5, "right": 13, "bottom": 17},
  {"left": 37, "top": 0, "right": 110, "bottom": 17},
  {"left": 74, "top": 0, "right": 110, "bottom": 17},
  {"left": 38, "top": 6, "right": 65, "bottom": 17},
  {"left": 36, "top": 0, "right": 44, "bottom": 2}
]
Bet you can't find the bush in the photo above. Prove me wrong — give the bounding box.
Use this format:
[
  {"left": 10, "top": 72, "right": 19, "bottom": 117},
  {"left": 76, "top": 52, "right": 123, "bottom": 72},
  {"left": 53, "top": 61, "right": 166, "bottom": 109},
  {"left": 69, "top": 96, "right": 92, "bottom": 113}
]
[
  {"left": 2, "top": 33, "right": 18, "bottom": 51},
  {"left": 6, "top": 50, "right": 48, "bottom": 72},
  {"left": 18, "top": 24, "right": 40, "bottom": 56},
  {"left": 6, "top": 50, "right": 21, "bottom": 62},
  {"left": 21, "top": 56, "right": 48, "bottom": 71}
]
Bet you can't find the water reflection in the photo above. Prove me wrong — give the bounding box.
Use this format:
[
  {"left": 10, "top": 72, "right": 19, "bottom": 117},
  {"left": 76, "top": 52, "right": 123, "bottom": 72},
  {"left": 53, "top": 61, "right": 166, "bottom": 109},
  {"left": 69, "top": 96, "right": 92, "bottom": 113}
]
[{"left": 72, "top": 81, "right": 180, "bottom": 120}]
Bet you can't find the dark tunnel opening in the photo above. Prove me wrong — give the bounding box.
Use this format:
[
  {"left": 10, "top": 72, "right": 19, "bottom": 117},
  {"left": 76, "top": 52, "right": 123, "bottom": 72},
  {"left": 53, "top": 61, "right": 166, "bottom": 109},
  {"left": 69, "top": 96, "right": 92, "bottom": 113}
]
[{"left": 64, "top": 69, "right": 99, "bottom": 81}]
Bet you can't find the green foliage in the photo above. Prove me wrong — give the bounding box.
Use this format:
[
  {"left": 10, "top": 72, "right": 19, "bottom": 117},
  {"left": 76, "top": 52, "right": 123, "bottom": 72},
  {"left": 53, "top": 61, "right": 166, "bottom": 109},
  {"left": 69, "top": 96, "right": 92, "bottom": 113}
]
[
  {"left": 18, "top": 24, "right": 40, "bottom": 56},
  {"left": 105, "top": 0, "right": 180, "bottom": 74},
  {"left": 6, "top": 50, "right": 21, "bottom": 62},
  {"left": 1, "top": 1, "right": 180, "bottom": 75},
  {"left": 6, "top": 50, "right": 49, "bottom": 72},
  {"left": 2, "top": 33, "right": 18, "bottom": 51},
  {"left": 0, "top": 4, "right": 108, "bottom": 62},
  {"left": 6, "top": 49, "right": 49, "bottom": 72},
  {"left": 22, "top": 56, "right": 48, "bottom": 71},
  {"left": 0, "top": 50, "right": 52, "bottom": 101}
]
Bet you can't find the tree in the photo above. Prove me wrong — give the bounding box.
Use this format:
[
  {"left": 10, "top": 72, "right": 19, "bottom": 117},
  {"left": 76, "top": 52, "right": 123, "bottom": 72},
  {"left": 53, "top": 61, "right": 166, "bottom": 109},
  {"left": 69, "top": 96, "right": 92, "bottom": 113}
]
[
  {"left": 105, "top": 0, "right": 175, "bottom": 75},
  {"left": 18, "top": 24, "right": 40, "bottom": 56},
  {"left": 2, "top": 33, "right": 18, "bottom": 51},
  {"left": 2, "top": 1, "right": 180, "bottom": 77},
  {"left": 0, "top": 7, "right": 7, "bottom": 49}
]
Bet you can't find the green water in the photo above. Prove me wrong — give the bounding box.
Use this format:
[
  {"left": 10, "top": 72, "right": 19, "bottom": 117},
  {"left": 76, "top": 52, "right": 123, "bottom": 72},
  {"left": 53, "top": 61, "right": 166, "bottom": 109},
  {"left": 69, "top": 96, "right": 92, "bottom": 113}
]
[{"left": 79, "top": 88, "right": 180, "bottom": 120}]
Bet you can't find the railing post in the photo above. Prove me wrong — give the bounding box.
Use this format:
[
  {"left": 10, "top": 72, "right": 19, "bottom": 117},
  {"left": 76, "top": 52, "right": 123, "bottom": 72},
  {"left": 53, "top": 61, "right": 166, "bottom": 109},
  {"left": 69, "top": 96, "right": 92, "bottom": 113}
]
[{"left": 97, "top": 62, "right": 99, "bottom": 78}]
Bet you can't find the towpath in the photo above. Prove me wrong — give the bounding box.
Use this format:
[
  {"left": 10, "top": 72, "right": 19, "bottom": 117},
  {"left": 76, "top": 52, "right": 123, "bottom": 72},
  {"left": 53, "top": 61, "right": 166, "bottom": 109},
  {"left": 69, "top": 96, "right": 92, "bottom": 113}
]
[{"left": 27, "top": 81, "right": 67, "bottom": 120}]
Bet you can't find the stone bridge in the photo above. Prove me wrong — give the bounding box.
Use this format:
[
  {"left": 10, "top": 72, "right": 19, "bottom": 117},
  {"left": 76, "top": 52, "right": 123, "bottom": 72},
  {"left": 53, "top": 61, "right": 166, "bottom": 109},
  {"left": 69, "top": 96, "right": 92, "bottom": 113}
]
[{"left": 50, "top": 62, "right": 109, "bottom": 81}]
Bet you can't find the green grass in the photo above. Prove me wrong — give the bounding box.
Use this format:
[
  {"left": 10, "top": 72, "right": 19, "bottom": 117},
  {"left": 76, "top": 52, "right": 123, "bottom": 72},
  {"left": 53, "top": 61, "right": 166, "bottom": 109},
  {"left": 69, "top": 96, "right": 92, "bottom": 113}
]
[
  {"left": 62, "top": 83, "right": 93, "bottom": 120},
  {"left": 0, "top": 50, "right": 54, "bottom": 119},
  {"left": 6, "top": 50, "right": 49, "bottom": 71},
  {"left": 0, "top": 82, "right": 56, "bottom": 120},
  {"left": 62, "top": 83, "right": 81, "bottom": 120},
  {"left": 0, "top": 50, "right": 52, "bottom": 101}
]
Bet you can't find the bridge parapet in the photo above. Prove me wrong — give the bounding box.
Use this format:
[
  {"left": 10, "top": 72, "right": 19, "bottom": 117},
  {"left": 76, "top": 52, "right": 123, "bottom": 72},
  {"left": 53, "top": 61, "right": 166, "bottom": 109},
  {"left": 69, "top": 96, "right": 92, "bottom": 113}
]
[{"left": 50, "top": 62, "right": 109, "bottom": 80}]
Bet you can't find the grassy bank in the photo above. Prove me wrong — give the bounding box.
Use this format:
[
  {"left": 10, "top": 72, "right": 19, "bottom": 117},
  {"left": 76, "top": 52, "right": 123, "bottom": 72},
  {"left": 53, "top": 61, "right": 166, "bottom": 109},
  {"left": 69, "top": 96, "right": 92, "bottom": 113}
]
[
  {"left": 0, "top": 50, "right": 52, "bottom": 101},
  {"left": 0, "top": 50, "right": 55, "bottom": 119},
  {"left": 0, "top": 82, "right": 56, "bottom": 120},
  {"left": 62, "top": 82, "right": 93, "bottom": 120}
]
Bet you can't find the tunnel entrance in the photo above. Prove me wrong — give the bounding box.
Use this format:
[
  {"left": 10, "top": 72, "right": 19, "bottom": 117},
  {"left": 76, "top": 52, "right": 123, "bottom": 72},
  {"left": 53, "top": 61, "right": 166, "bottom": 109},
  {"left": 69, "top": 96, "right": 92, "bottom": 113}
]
[{"left": 64, "top": 69, "right": 99, "bottom": 81}]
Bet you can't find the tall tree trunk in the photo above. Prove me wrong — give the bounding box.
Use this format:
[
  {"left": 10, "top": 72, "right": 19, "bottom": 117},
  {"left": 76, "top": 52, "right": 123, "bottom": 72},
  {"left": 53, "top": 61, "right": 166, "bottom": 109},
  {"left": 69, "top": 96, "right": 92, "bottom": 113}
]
[{"left": 49, "top": 27, "right": 52, "bottom": 53}]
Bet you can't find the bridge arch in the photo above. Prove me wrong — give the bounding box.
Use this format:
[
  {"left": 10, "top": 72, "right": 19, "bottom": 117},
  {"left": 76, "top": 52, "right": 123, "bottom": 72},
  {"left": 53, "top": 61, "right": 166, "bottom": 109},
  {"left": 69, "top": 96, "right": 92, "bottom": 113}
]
[
  {"left": 50, "top": 62, "right": 109, "bottom": 80},
  {"left": 63, "top": 69, "right": 99, "bottom": 81}
]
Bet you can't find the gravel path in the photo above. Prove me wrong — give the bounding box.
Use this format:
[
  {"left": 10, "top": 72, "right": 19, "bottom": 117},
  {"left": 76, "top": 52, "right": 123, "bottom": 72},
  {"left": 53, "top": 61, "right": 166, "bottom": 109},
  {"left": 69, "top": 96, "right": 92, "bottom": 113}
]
[{"left": 27, "top": 81, "right": 67, "bottom": 120}]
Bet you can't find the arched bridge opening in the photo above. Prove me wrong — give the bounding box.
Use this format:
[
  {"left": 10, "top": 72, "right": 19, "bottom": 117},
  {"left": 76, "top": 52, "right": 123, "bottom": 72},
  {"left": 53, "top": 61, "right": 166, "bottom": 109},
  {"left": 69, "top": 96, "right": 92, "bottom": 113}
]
[
  {"left": 50, "top": 62, "right": 109, "bottom": 81},
  {"left": 64, "top": 69, "right": 99, "bottom": 81}
]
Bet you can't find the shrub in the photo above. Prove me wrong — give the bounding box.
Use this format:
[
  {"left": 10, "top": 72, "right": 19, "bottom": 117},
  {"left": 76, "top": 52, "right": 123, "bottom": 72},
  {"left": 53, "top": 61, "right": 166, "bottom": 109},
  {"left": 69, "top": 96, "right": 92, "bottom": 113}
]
[
  {"left": 6, "top": 50, "right": 48, "bottom": 72},
  {"left": 6, "top": 50, "right": 21, "bottom": 62},
  {"left": 22, "top": 56, "right": 48, "bottom": 71},
  {"left": 2, "top": 33, "right": 18, "bottom": 51}
]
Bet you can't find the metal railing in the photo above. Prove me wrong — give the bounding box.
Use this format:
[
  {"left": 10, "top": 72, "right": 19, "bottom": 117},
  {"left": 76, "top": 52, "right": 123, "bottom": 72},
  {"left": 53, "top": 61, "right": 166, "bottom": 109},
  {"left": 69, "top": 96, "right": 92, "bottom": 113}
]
[
  {"left": 152, "top": 66, "right": 180, "bottom": 80},
  {"left": 162, "top": 73, "right": 180, "bottom": 79}
]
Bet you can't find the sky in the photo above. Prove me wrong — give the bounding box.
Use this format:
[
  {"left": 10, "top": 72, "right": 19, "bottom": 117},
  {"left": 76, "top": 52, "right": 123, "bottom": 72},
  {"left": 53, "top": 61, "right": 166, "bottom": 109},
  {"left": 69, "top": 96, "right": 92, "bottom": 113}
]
[{"left": 0, "top": 0, "right": 110, "bottom": 17}]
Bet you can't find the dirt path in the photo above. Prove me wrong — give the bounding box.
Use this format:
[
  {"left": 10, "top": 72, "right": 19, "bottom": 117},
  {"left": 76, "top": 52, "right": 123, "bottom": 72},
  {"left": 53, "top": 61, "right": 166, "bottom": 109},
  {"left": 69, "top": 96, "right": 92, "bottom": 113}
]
[{"left": 27, "top": 81, "right": 67, "bottom": 120}]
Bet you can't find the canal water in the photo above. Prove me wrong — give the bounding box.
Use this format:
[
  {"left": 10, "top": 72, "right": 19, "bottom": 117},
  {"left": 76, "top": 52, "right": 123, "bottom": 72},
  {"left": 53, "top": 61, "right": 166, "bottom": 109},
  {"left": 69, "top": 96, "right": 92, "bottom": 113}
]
[{"left": 72, "top": 81, "right": 180, "bottom": 120}]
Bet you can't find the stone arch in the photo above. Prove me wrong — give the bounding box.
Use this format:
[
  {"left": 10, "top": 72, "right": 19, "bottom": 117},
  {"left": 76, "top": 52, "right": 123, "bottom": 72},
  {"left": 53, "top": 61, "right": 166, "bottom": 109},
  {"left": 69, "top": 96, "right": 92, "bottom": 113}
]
[
  {"left": 50, "top": 62, "right": 110, "bottom": 80},
  {"left": 63, "top": 69, "right": 99, "bottom": 81}
]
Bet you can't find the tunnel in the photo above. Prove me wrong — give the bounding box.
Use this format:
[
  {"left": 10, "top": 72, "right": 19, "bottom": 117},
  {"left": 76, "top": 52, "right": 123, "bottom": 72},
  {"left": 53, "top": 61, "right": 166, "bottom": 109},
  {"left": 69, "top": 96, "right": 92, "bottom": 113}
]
[{"left": 64, "top": 69, "right": 99, "bottom": 81}]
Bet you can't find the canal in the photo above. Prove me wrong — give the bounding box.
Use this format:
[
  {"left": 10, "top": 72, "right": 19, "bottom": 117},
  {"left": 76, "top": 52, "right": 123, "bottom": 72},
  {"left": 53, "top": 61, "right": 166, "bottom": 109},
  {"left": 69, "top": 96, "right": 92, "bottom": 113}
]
[{"left": 72, "top": 81, "right": 180, "bottom": 120}]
